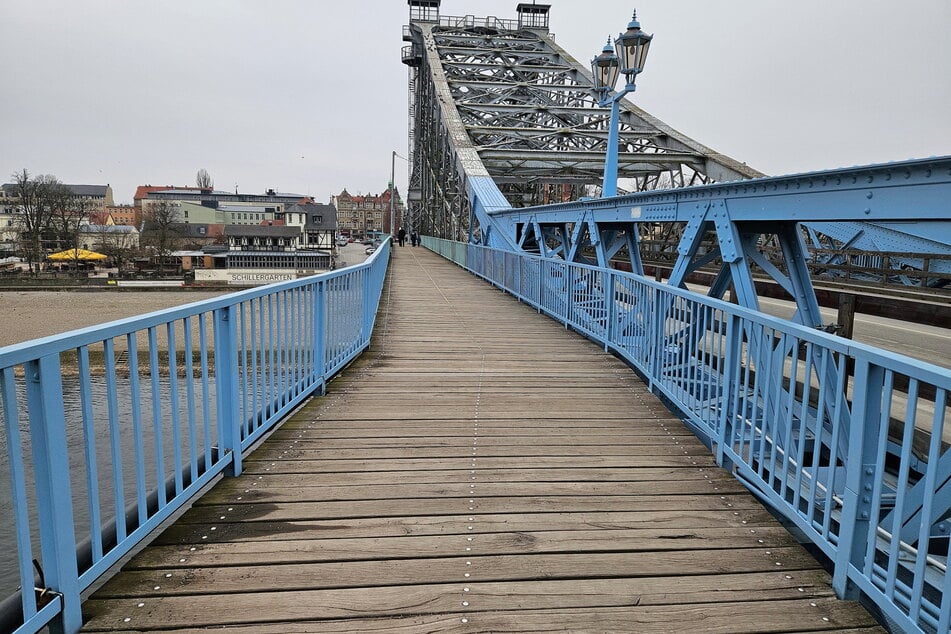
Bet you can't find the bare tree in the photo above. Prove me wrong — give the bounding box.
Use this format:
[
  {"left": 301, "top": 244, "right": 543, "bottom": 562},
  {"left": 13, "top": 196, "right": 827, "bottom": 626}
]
[
  {"left": 141, "top": 200, "right": 182, "bottom": 273},
  {"left": 88, "top": 224, "right": 137, "bottom": 271},
  {"left": 10, "top": 169, "right": 61, "bottom": 274},
  {"left": 48, "top": 185, "right": 90, "bottom": 274},
  {"left": 196, "top": 168, "right": 214, "bottom": 189}
]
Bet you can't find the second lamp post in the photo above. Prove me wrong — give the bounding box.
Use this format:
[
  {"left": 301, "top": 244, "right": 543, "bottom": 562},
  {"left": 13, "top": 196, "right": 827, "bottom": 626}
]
[{"left": 591, "top": 10, "right": 653, "bottom": 197}]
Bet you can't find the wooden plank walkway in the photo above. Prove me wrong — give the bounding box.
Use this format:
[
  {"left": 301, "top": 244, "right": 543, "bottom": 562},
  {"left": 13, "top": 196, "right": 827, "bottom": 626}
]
[{"left": 82, "top": 247, "right": 884, "bottom": 632}]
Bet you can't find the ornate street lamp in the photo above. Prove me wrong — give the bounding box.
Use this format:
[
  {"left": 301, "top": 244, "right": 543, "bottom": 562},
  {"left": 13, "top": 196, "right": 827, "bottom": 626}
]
[
  {"left": 590, "top": 38, "right": 620, "bottom": 99},
  {"left": 591, "top": 10, "right": 653, "bottom": 197},
  {"left": 616, "top": 11, "right": 652, "bottom": 79}
]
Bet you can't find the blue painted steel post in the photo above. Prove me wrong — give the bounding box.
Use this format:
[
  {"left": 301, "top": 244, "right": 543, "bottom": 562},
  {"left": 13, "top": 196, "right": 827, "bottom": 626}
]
[
  {"left": 214, "top": 305, "right": 242, "bottom": 476},
  {"left": 25, "top": 355, "right": 82, "bottom": 633},
  {"left": 833, "top": 360, "right": 885, "bottom": 599},
  {"left": 313, "top": 279, "right": 327, "bottom": 395},
  {"left": 648, "top": 285, "right": 665, "bottom": 391},
  {"left": 604, "top": 270, "right": 616, "bottom": 350},
  {"left": 715, "top": 313, "right": 743, "bottom": 471},
  {"left": 602, "top": 97, "right": 621, "bottom": 197},
  {"left": 362, "top": 268, "right": 374, "bottom": 343}
]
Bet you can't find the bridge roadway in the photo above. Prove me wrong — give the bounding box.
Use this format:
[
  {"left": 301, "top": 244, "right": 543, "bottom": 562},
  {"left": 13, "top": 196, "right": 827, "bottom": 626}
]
[{"left": 81, "top": 248, "right": 884, "bottom": 632}]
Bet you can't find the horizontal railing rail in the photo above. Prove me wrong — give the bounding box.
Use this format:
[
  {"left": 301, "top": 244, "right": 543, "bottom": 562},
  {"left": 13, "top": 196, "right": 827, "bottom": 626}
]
[
  {"left": 0, "top": 240, "right": 390, "bottom": 633},
  {"left": 423, "top": 236, "right": 951, "bottom": 634}
]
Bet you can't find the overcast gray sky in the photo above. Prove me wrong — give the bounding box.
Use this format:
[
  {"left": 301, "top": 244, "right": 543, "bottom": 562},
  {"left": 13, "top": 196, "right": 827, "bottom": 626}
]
[{"left": 2, "top": 0, "right": 948, "bottom": 205}]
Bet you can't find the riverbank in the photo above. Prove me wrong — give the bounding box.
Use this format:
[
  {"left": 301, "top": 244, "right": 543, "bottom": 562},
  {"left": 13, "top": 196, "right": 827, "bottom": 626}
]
[{"left": 0, "top": 290, "right": 231, "bottom": 348}]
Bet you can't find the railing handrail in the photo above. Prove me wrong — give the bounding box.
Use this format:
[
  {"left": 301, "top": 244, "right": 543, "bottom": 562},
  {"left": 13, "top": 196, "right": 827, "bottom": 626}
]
[
  {"left": 0, "top": 250, "right": 387, "bottom": 365},
  {"left": 0, "top": 241, "right": 391, "bottom": 633},
  {"left": 457, "top": 243, "right": 951, "bottom": 385},
  {"left": 423, "top": 236, "right": 950, "bottom": 634}
]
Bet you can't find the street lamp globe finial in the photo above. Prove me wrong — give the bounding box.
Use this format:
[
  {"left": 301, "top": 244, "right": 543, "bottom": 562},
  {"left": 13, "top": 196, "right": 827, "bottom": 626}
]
[{"left": 629, "top": 10, "right": 640, "bottom": 28}]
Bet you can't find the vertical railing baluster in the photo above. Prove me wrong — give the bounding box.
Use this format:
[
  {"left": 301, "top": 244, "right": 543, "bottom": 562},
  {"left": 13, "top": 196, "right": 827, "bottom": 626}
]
[
  {"left": 103, "top": 339, "right": 126, "bottom": 541},
  {"left": 885, "top": 380, "right": 918, "bottom": 602},
  {"left": 77, "top": 347, "right": 102, "bottom": 561},
  {"left": 266, "top": 294, "right": 275, "bottom": 420},
  {"left": 314, "top": 279, "right": 327, "bottom": 394},
  {"left": 166, "top": 324, "right": 183, "bottom": 496},
  {"left": 198, "top": 313, "right": 212, "bottom": 469},
  {"left": 214, "top": 305, "right": 241, "bottom": 476},
  {"left": 778, "top": 336, "right": 799, "bottom": 501},
  {"left": 648, "top": 285, "right": 664, "bottom": 391},
  {"left": 2, "top": 365, "right": 38, "bottom": 620},
  {"left": 127, "top": 333, "right": 147, "bottom": 524},
  {"left": 25, "top": 354, "right": 82, "bottom": 632},
  {"left": 604, "top": 270, "right": 615, "bottom": 351},
  {"left": 806, "top": 349, "right": 831, "bottom": 530},
  {"left": 909, "top": 388, "right": 946, "bottom": 623},
  {"left": 148, "top": 327, "right": 166, "bottom": 507},
  {"left": 239, "top": 302, "right": 249, "bottom": 439},
  {"left": 716, "top": 313, "right": 742, "bottom": 470},
  {"left": 249, "top": 302, "right": 259, "bottom": 437},
  {"left": 822, "top": 353, "right": 848, "bottom": 540},
  {"left": 833, "top": 359, "right": 885, "bottom": 599},
  {"left": 182, "top": 318, "right": 198, "bottom": 484}
]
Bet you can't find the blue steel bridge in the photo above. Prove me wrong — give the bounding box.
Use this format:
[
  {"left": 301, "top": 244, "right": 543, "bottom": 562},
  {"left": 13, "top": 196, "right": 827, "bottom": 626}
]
[{"left": 2, "top": 2, "right": 950, "bottom": 633}]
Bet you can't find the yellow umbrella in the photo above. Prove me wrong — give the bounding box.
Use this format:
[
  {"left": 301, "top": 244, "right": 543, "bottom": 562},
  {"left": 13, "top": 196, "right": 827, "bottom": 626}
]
[{"left": 47, "top": 248, "right": 109, "bottom": 261}]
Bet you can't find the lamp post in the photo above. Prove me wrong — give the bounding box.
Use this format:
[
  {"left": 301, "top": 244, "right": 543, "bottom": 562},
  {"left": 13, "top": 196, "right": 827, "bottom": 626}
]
[
  {"left": 591, "top": 10, "right": 652, "bottom": 197},
  {"left": 390, "top": 151, "right": 396, "bottom": 240},
  {"left": 389, "top": 151, "right": 408, "bottom": 239}
]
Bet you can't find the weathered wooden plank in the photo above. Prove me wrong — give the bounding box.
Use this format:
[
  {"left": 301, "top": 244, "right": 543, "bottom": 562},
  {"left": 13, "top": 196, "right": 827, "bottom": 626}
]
[
  {"left": 128, "top": 526, "right": 799, "bottom": 569},
  {"left": 275, "top": 418, "right": 684, "bottom": 432},
  {"left": 154, "top": 509, "right": 778, "bottom": 544},
  {"left": 273, "top": 421, "right": 685, "bottom": 436},
  {"left": 198, "top": 479, "right": 746, "bottom": 505},
  {"left": 94, "top": 546, "right": 822, "bottom": 597},
  {"left": 258, "top": 435, "right": 697, "bottom": 449},
  {"left": 234, "top": 465, "right": 728, "bottom": 483},
  {"left": 82, "top": 590, "right": 881, "bottom": 632},
  {"left": 186, "top": 493, "right": 759, "bottom": 520},
  {"left": 246, "top": 443, "right": 716, "bottom": 461},
  {"left": 239, "top": 455, "right": 714, "bottom": 473}
]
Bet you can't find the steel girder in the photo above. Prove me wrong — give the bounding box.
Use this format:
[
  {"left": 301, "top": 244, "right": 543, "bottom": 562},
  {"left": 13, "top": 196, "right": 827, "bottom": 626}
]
[
  {"left": 403, "top": 16, "right": 762, "bottom": 247},
  {"left": 492, "top": 156, "right": 951, "bottom": 323}
]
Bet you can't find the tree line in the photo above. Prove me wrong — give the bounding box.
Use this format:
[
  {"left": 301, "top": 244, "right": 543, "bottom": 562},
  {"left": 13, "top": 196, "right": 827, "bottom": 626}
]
[
  {"left": 7, "top": 169, "right": 110, "bottom": 274},
  {"left": 4, "top": 169, "right": 212, "bottom": 276}
]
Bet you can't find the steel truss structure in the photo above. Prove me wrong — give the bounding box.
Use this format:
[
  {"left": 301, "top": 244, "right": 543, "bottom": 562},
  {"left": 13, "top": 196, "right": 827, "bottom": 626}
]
[
  {"left": 491, "top": 156, "right": 951, "bottom": 327},
  {"left": 402, "top": 4, "right": 760, "bottom": 245},
  {"left": 402, "top": 3, "right": 951, "bottom": 290}
]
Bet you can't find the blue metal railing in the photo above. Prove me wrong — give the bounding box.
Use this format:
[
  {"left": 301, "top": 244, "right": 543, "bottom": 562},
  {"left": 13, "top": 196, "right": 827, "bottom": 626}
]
[
  {"left": 0, "top": 241, "right": 390, "bottom": 633},
  {"left": 424, "top": 236, "right": 951, "bottom": 634}
]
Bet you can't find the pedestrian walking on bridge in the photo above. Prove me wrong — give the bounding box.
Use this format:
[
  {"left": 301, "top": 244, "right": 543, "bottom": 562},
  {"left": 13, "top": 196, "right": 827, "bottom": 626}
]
[{"left": 398, "top": 226, "right": 406, "bottom": 246}]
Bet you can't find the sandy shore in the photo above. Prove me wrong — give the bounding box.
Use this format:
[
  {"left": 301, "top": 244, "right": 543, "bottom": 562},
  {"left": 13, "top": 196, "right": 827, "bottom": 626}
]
[{"left": 0, "top": 290, "right": 231, "bottom": 348}]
